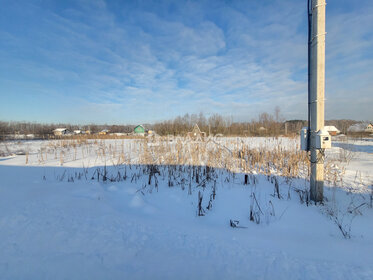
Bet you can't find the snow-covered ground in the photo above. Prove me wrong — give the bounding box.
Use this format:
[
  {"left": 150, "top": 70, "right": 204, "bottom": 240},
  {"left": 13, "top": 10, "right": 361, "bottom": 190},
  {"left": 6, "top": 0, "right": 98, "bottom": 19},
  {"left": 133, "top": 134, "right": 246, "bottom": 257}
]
[{"left": 0, "top": 137, "right": 372, "bottom": 279}]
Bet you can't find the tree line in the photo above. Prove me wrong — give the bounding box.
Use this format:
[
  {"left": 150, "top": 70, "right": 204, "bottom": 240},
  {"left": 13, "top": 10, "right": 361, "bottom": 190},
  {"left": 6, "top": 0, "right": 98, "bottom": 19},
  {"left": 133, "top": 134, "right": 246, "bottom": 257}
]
[{"left": 0, "top": 110, "right": 360, "bottom": 139}]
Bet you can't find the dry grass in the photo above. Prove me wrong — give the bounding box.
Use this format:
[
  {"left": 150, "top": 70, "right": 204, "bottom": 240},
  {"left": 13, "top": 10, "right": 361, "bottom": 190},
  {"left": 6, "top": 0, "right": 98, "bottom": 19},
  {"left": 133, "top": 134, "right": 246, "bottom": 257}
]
[
  {"left": 23, "top": 136, "right": 354, "bottom": 184},
  {"left": 128, "top": 137, "right": 311, "bottom": 180}
]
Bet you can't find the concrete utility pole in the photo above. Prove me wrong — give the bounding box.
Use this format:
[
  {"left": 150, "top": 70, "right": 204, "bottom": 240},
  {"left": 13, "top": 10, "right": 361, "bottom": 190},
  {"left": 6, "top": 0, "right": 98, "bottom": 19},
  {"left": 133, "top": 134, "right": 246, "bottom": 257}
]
[{"left": 309, "top": 0, "right": 326, "bottom": 202}]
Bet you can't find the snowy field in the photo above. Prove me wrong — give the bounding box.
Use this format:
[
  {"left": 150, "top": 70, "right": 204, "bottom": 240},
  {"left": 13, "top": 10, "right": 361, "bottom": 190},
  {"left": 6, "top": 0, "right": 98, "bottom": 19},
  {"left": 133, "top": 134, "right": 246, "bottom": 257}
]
[{"left": 0, "top": 137, "right": 372, "bottom": 280}]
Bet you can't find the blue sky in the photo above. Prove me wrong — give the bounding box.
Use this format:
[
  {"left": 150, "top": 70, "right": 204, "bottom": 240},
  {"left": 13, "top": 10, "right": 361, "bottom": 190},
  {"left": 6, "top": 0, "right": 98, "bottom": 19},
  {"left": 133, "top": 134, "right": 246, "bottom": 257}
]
[{"left": 0, "top": 0, "right": 372, "bottom": 124}]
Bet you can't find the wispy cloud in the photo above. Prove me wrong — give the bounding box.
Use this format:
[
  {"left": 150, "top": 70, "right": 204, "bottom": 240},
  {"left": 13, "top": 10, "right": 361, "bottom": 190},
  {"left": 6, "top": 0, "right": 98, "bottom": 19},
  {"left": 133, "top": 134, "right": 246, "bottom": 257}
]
[{"left": 0, "top": 0, "right": 372, "bottom": 123}]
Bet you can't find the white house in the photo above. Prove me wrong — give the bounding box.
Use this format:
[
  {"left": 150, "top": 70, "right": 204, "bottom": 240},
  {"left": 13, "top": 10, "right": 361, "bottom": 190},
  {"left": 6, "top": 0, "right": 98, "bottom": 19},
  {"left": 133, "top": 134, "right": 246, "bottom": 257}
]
[
  {"left": 324, "top": 126, "right": 340, "bottom": 136},
  {"left": 53, "top": 128, "right": 71, "bottom": 136}
]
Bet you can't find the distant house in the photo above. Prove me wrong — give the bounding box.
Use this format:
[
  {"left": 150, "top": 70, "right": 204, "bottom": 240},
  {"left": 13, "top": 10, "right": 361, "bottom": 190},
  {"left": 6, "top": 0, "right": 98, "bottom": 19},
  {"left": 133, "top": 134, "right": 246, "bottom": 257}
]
[
  {"left": 73, "top": 130, "right": 82, "bottom": 135},
  {"left": 348, "top": 122, "right": 373, "bottom": 133},
  {"left": 324, "top": 126, "right": 340, "bottom": 136},
  {"left": 365, "top": 123, "right": 373, "bottom": 133},
  {"left": 98, "top": 129, "right": 110, "bottom": 135},
  {"left": 187, "top": 124, "right": 206, "bottom": 140},
  {"left": 134, "top": 125, "right": 146, "bottom": 136},
  {"left": 53, "top": 128, "right": 71, "bottom": 136}
]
